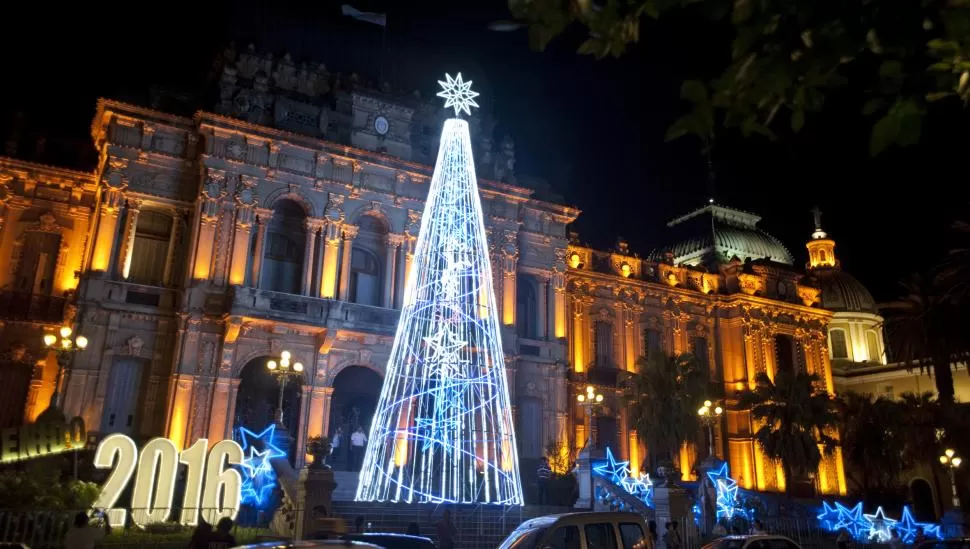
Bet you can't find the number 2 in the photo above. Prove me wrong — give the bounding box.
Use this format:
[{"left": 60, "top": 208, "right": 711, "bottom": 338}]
[{"left": 92, "top": 434, "right": 137, "bottom": 527}]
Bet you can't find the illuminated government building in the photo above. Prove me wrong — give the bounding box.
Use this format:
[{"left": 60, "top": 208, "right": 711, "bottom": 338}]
[{"left": 0, "top": 46, "right": 947, "bottom": 501}]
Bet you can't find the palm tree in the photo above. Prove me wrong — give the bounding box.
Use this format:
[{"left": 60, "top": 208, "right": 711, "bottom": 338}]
[
  {"left": 737, "top": 370, "right": 839, "bottom": 497},
  {"left": 881, "top": 274, "right": 970, "bottom": 403},
  {"left": 838, "top": 392, "right": 907, "bottom": 504},
  {"left": 626, "top": 351, "right": 709, "bottom": 473},
  {"left": 896, "top": 391, "right": 941, "bottom": 469}
]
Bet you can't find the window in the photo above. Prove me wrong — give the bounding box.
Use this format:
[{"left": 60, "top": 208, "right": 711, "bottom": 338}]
[
  {"left": 350, "top": 248, "right": 381, "bottom": 306},
  {"left": 129, "top": 211, "right": 173, "bottom": 285},
  {"left": 618, "top": 524, "right": 645, "bottom": 549},
  {"left": 595, "top": 321, "right": 615, "bottom": 368},
  {"left": 544, "top": 526, "right": 581, "bottom": 549},
  {"left": 691, "top": 336, "right": 709, "bottom": 371},
  {"left": 644, "top": 329, "right": 662, "bottom": 358},
  {"left": 866, "top": 330, "right": 881, "bottom": 362},
  {"left": 262, "top": 200, "right": 306, "bottom": 294},
  {"left": 584, "top": 523, "right": 618, "bottom": 549},
  {"left": 16, "top": 232, "right": 61, "bottom": 295},
  {"left": 517, "top": 277, "right": 538, "bottom": 339},
  {"left": 774, "top": 334, "right": 795, "bottom": 373},
  {"left": 830, "top": 329, "right": 849, "bottom": 359}
]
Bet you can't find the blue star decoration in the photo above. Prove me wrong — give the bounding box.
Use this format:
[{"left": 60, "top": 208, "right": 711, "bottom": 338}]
[
  {"left": 863, "top": 506, "right": 898, "bottom": 543},
  {"left": 437, "top": 73, "right": 480, "bottom": 117},
  {"left": 817, "top": 501, "right": 843, "bottom": 530},
  {"left": 706, "top": 462, "right": 741, "bottom": 519},
  {"left": 237, "top": 425, "right": 286, "bottom": 507},
  {"left": 896, "top": 506, "right": 942, "bottom": 543},
  {"left": 593, "top": 447, "right": 631, "bottom": 485}
]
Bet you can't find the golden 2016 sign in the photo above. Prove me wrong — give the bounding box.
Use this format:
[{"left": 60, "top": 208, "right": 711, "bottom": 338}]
[{"left": 93, "top": 434, "right": 244, "bottom": 527}]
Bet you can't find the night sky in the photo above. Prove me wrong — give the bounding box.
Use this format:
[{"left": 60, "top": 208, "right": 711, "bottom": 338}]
[{"left": 2, "top": 0, "right": 967, "bottom": 301}]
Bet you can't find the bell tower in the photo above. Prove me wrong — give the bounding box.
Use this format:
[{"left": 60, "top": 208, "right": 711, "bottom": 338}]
[{"left": 806, "top": 206, "right": 838, "bottom": 270}]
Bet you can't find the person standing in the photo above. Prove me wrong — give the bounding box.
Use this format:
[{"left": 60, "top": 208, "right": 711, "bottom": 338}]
[
  {"left": 437, "top": 509, "right": 457, "bottom": 549},
  {"left": 65, "top": 511, "right": 111, "bottom": 549},
  {"left": 331, "top": 427, "right": 343, "bottom": 469},
  {"left": 351, "top": 426, "right": 367, "bottom": 471},
  {"left": 205, "top": 518, "right": 237, "bottom": 549},
  {"left": 663, "top": 521, "right": 682, "bottom": 549},
  {"left": 536, "top": 457, "right": 552, "bottom": 505}
]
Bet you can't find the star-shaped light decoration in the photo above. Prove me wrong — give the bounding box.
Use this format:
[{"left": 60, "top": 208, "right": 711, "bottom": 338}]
[
  {"left": 437, "top": 73, "right": 480, "bottom": 117},
  {"left": 836, "top": 502, "right": 871, "bottom": 540},
  {"left": 630, "top": 472, "right": 654, "bottom": 505},
  {"left": 236, "top": 425, "right": 287, "bottom": 507},
  {"left": 706, "top": 462, "right": 741, "bottom": 519},
  {"left": 593, "top": 447, "right": 631, "bottom": 486},
  {"left": 817, "top": 501, "right": 843, "bottom": 530},
  {"left": 864, "top": 506, "right": 898, "bottom": 543}
]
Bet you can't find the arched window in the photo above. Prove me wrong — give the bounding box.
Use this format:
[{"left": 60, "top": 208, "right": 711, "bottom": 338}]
[
  {"left": 129, "top": 211, "right": 173, "bottom": 285},
  {"left": 350, "top": 248, "right": 381, "bottom": 306},
  {"left": 819, "top": 249, "right": 827, "bottom": 262},
  {"left": 595, "top": 320, "right": 614, "bottom": 368},
  {"left": 643, "top": 329, "right": 662, "bottom": 360},
  {"left": 16, "top": 232, "right": 61, "bottom": 295},
  {"left": 774, "top": 334, "right": 796, "bottom": 373},
  {"left": 830, "top": 329, "right": 849, "bottom": 360},
  {"left": 692, "top": 336, "right": 709, "bottom": 371},
  {"left": 866, "top": 330, "right": 881, "bottom": 363},
  {"left": 516, "top": 276, "right": 537, "bottom": 339},
  {"left": 262, "top": 200, "right": 306, "bottom": 294}
]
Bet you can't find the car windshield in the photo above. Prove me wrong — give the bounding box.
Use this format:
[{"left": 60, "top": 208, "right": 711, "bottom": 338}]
[
  {"left": 703, "top": 539, "right": 747, "bottom": 549},
  {"left": 498, "top": 526, "right": 548, "bottom": 549}
]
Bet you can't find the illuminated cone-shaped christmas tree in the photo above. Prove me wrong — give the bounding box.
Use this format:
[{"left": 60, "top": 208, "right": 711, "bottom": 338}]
[{"left": 356, "top": 74, "right": 523, "bottom": 505}]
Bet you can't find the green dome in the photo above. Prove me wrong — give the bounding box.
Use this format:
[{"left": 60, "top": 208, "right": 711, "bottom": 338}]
[{"left": 814, "top": 268, "right": 877, "bottom": 314}]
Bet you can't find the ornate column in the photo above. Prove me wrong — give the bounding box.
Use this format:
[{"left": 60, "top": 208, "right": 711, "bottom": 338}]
[
  {"left": 167, "top": 373, "right": 196, "bottom": 451},
  {"left": 537, "top": 276, "right": 549, "bottom": 339},
  {"left": 337, "top": 224, "right": 358, "bottom": 301},
  {"left": 228, "top": 178, "right": 258, "bottom": 286},
  {"left": 162, "top": 211, "right": 182, "bottom": 286},
  {"left": 91, "top": 159, "right": 129, "bottom": 273},
  {"left": 402, "top": 210, "right": 421, "bottom": 305},
  {"left": 384, "top": 234, "right": 404, "bottom": 308},
  {"left": 321, "top": 222, "right": 345, "bottom": 298},
  {"left": 118, "top": 198, "right": 142, "bottom": 279},
  {"left": 250, "top": 208, "right": 273, "bottom": 287},
  {"left": 500, "top": 230, "right": 519, "bottom": 326},
  {"left": 552, "top": 250, "right": 567, "bottom": 338},
  {"left": 624, "top": 310, "right": 636, "bottom": 372},
  {"left": 306, "top": 386, "right": 334, "bottom": 440},
  {"left": 572, "top": 299, "right": 587, "bottom": 372},
  {"left": 192, "top": 169, "right": 227, "bottom": 281},
  {"left": 394, "top": 238, "right": 408, "bottom": 309},
  {"left": 301, "top": 219, "right": 320, "bottom": 296}
]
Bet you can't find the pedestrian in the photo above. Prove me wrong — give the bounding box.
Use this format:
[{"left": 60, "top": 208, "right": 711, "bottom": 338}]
[
  {"left": 65, "top": 511, "right": 111, "bottom": 549},
  {"left": 331, "top": 427, "right": 343, "bottom": 469},
  {"left": 437, "top": 509, "right": 457, "bottom": 549},
  {"left": 663, "top": 521, "right": 682, "bottom": 549},
  {"left": 889, "top": 529, "right": 904, "bottom": 549},
  {"left": 913, "top": 526, "right": 927, "bottom": 547},
  {"left": 187, "top": 520, "right": 212, "bottom": 549},
  {"left": 836, "top": 528, "right": 851, "bottom": 549},
  {"left": 537, "top": 457, "right": 552, "bottom": 505},
  {"left": 206, "top": 517, "right": 236, "bottom": 549},
  {"left": 351, "top": 426, "right": 367, "bottom": 470}
]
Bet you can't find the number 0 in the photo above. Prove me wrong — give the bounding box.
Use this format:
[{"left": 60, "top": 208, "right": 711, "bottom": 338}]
[{"left": 130, "top": 438, "right": 179, "bottom": 526}]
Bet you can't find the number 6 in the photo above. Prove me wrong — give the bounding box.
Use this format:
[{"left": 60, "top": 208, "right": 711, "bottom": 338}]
[{"left": 201, "top": 439, "right": 244, "bottom": 525}]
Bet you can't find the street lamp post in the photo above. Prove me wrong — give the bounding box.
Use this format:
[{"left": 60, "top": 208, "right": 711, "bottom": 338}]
[
  {"left": 697, "top": 400, "right": 723, "bottom": 457},
  {"left": 576, "top": 385, "right": 604, "bottom": 451},
  {"left": 43, "top": 326, "right": 88, "bottom": 409},
  {"left": 266, "top": 350, "right": 304, "bottom": 427},
  {"left": 940, "top": 448, "right": 963, "bottom": 509}
]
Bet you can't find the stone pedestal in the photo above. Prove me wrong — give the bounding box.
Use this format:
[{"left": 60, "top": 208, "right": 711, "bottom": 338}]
[
  {"left": 294, "top": 466, "right": 338, "bottom": 540},
  {"left": 575, "top": 447, "right": 593, "bottom": 509}
]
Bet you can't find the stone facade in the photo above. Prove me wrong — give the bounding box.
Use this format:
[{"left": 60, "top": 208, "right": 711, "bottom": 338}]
[{"left": 0, "top": 49, "right": 859, "bottom": 497}]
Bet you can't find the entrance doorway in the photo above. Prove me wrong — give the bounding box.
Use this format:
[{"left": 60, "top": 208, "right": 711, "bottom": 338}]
[
  {"left": 328, "top": 366, "right": 382, "bottom": 470},
  {"left": 233, "top": 356, "right": 302, "bottom": 461}
]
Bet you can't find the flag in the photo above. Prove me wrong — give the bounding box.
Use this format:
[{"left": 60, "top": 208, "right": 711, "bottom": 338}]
[{"left": 341, "top": 4, "right": 386, "bottom": 27}]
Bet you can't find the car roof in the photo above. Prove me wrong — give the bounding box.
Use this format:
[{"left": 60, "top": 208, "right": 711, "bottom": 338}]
[
  {"left": 344, "top": 533, "right": 434, "bottom": 542},
  {"left": 717, "top": 535, "right": 797, "bottom": 542},
  {"left": 233, "top": 541, "right": 385, "bottom": 549},
  {"left": 515, "top": 512, "right": 646, "bottom": 529}
]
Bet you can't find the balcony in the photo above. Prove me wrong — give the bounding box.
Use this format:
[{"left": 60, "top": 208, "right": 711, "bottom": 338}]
[
  {"left": 568, "top": 363, "right": 630, "bottom": 389},
  {"left": 227, "top": 286, "right": 400, "bottom": 334},
  {"left": 80, "top": 277, "right": 181, "bottom": 311},
  {"left": 0, "top": 292, "right": 67, "bottom": 323}
]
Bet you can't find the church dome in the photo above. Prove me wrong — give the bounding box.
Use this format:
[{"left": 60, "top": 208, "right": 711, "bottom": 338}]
[
  {"left": 650, "top": 204, "right": 794, "bottom": 266},
  {"left": 814, "top": 268, "right": 877, "bottom": 314}
]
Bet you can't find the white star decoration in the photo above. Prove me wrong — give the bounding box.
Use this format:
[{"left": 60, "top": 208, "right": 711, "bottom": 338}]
[{"left": 437, "top": 73, "right": 480, "bottom": 117}]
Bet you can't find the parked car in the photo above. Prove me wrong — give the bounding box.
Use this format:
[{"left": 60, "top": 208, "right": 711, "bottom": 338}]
[
  {"left": 232, "top": 541, "right": 384, "bottom": 549},
  {"left": 341, "top": 533, "right": 435, "bottom": 549},
  {"left": 498, "top": 512, "right": 650, "bottom": 549},
  {"left": 915, "top": 539, "right": 970, "bottom": 549},
  {"left": 702, "top": 535, "right": 803, "bottom": 549}
]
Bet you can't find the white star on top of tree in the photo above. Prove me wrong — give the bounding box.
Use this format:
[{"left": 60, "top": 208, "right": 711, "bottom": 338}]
[{"left": 437, "top": 73, "right": 480, "bottom": 117}]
